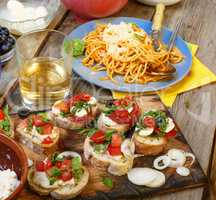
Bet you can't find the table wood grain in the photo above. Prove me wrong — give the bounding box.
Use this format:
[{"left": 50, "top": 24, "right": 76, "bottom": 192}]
[{"left": 1, "top": 0, "right": 216, "bottom": 199}]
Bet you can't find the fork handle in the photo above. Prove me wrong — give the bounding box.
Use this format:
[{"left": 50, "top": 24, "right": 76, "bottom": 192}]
[{"left": 152, "top": 3, "right": 165, "bottom": 32}]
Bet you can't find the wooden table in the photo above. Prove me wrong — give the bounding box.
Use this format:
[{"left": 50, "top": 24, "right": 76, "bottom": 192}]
[{"left": 1, "top": 0, "right": 216, "bottom": 199}]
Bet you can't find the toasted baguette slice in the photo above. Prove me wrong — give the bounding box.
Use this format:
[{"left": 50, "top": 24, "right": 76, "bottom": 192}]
[
  {"left": 16, "top": 121, "right": 60, "bottom": 155},
  {"left": 84, "top": 137, "right": 134, "bottom": 176},
  {"left": 28, "top": 166, "right": 89, "bottom": 199},
  {"left": 97, "top": 114, "right": 129, "bottom": 133},
  {"left": 133, "top": 133, "right": 167, "bottom": 156},
  {"left": 51, "top": 101, "right": 100, "bottom": 130}
]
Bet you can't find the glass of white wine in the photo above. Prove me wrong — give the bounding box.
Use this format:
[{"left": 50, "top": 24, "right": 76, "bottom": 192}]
[{"left": 16, "top": 29, "right": 72, "bottom": 110}]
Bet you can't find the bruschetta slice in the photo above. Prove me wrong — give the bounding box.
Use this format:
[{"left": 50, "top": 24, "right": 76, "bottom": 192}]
[
  {"left": 84, "top": 129, "right": 135, "bottom": 176},
  {"left": 97, "top": 96, "right": 140, "bottom": 133},
  {"left": 133, "top": 110, "right": 177, "bottom": 156},
  {"left": 51, "top": 93, "right": 100, "bottom": 130},
  {"left": 0, "top": 105, "right": 14, "bottom": 138},
  {"left": 16, "top": 112, "right": 60, "bottom": 155},
  {"left": 27, "top": 151, "right": 89, "bottom": 199}
]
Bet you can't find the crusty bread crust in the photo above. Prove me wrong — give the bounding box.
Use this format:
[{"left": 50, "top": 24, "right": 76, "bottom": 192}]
[
  {"left": 28, "top": 166, "right": 89, "bottom": 199},
  {"left": 133, "top": 133, "right": 167, "bottom": 156},
  {"left": 16, "top": 121, "right": 60, "bottom": 155},
  {"left": 51, "top": 104, "right": 100, "bottom": 130},
  {"left": 84, "top": 137, "right": 134, "bottom": 176}
]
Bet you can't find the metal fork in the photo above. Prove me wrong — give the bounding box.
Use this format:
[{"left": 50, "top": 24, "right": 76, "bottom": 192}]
[{"left": 147, "top": 17, "right": 184, "bottom": 76}]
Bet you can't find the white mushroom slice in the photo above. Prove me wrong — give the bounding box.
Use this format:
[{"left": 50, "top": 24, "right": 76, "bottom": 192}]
[
  {"left": 165, "top": 118, "right": 175, "bottom": 133},
  {"left": 153, "top": 155, "right": 171, "bottom": 170},
  {"left": 83, "top": 137, "right": 93, "bottom": 160},
  {"left": 184, "top": 152, "right": 196, "bottom": 167},
  {"left": 28, "top": 159, "right": 33, "bottom": 168},
  {"left": 33, "top": 172, "right": 58, "bottom": 189},
  {"left": 167, "top": 149, "right": 186, "bottom": 168},
  {"left": 88, "top": 96, "right": 97, "bottom": 105},
  {"left": 176, "top": 166, "right": 190, "bottom": 176},
  {"left": 127, "top": 168, "right": 158, "bottom": 186},
  {"left": 138, "top": 127, "right": 154, "bottom": 137},
  {"left": 57, "top": 151, "right": 82, "bottom": 161},
  {"left": 145, "top": 171, "right": 166, "bottom": 188},
  {"left": 121, "top": 139, "right": 135, "bottom": 157}
]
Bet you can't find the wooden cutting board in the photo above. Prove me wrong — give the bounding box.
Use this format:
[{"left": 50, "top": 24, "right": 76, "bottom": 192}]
[{"left": 10, "top": 94, "right": 207, "bottom": 200}]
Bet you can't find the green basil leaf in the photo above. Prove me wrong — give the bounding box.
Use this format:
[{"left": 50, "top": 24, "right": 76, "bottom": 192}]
[
  {"left": 51, "top": 167, "right": 61, "bottom": 177},
  {"left": 64, "top": 39, "right": 85, "bottom": 57},
  {"left": 72, "top": 157, "right": 83, "bottom": 181},
  {"left": 49, "top": 177, "right": 57, "bottom": 185},
  {"left": 102, "top": 177, "right": 113, "bottom": 188}
]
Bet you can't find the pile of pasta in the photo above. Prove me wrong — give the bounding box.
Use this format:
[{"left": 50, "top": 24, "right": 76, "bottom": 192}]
[{"left": 82, "top": 23, "right": 183, "bottom": 84}]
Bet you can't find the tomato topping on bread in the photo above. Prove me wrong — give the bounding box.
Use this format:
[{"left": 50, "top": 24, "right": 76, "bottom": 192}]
[
  {"left": 28, "top": 151, "right": 89, "bottom": 199},
  {"left": 0, "top": 105, "right": 14, "bottom": 138},
  {"left": 133, "top": 110, "right": 177, "bottom": 156},
  {"left": 98, "top": 96, "right": 140, "bottom": 133},
  {"left": 51, "top": 93, "right": 99, "bottom": 130}
]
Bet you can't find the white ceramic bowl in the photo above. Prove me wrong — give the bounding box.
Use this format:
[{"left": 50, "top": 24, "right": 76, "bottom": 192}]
[
  {"left": 136, "top": 0, "right": 182, "bottom": 6},
  {"left": 0, "top": 0, "right": 60, "bottom": 35}
]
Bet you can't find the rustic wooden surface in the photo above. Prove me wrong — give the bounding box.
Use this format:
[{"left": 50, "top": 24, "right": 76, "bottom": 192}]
[
  {"left": 13, "top": 95, "right": 207, "bottom": 200},
  {"left": 1, "top": 0, "right": 216, "bottom": 199}
]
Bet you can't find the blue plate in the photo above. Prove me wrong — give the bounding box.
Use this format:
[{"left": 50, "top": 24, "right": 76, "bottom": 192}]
[{"left": 67, "top": 17, "right": 192, "bottom": 92}]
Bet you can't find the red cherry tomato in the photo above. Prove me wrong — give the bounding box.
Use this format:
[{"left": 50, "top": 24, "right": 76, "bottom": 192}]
[
  {"left": 56, "top": 101, "right": 70, "bottom": 113},
  {"left": 111, "top": 134, "right": 122, "bottom": 147},
  {"left": 61, "top": 171, "right": 73, "bottom": 182},
  {"left": 70, "top": 93, "right": 91, "bottom": 106},
  {"left": 44, "top": 159, "right": 53, "bottom": 170},
  {"left": 130, "top": 103, "right": 140, "bottom": 124},
  {"left": 36, "top": 161, "right": 45, "bottom": 172},
  {"left": 0, "top": 110, "right": 5, "bottom": 120},
  {"left": 32, "top": 115, "right": 46, "bottom": 127},
  {"left": 165, "top": 129, "right": 177, "bottom": 139},
  {"left": 108, "top": 145, "right": 122, "bottom": 156},
  {"left": 70, "top": 114, "right": 92, "bottom": 123},
  {"left": 109, "top": 110, "right": 131, "bottom": 124},
  {"left": 90, "top": 130, "right": 106, "bottom": 144},
  {"left": 42, "top": 136, "right": 53, "bottom": 144},
  {"left": 55, "top": 161, "right": 62, "bottom": 168},
  {"left": 42, "top": 124, "right": 53, "bottom": 135},
  {"left": 143, "top": 116, "right": 156, "bottom": 128},
  {"left": 60, "top": 159, "right": 71, "bottom": 171}
]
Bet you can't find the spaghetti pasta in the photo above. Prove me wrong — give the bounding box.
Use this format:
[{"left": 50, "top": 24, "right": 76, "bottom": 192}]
[{"left": 82, "top": 22, "right": 183, "bottom": 84}]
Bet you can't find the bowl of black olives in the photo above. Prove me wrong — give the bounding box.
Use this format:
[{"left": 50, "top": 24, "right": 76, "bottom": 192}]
[{"left": 0, "top": 26, "right": 16, "bottom": 64}]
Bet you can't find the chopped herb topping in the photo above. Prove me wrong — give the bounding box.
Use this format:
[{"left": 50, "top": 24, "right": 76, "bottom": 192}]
[
  {"left": 72, "top": 157, "right": 83, "bottom": 181},
  {"left": 0, "top": 105, "right": 10, "bottom": 134},
  {"left": 51, "top": 167, "right": 62, "bottom": 177},
  {"left": 102, "top": 105, "right": 117, "bottom": 115},
  {"left": 64, "top": 39, "right": 85, "bottom": 57},
  {"left": 102, "top": 177, "right": 113, "bottom": 188}
]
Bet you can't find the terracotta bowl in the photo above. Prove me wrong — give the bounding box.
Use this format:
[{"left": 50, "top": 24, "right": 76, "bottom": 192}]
[{"left": 0, "top": 134, "right": 28, "bottom": 200}]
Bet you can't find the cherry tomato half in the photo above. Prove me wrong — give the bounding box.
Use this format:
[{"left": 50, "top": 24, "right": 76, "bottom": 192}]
[
  {"left": 165, "top": 129, "right": 177, "bottom": 139},
  {"left": 60, "top": 159, "right": 71, "bottom": 171},
  {"left": 90, "top": 130, "right": 106, "bottom": 144},
  {"left": 109, "top": 110, "right": 131, "bottom": 124},
  {"left": 42, "top": 136, "right": 53, "bottom": 145},
  {"left": 56, "top": 101, "right": 70, "bottom": 113},
  {"left": 108, "top": 145, "right": 122, "bottom": 156},
  {"left": 111, "top": 134, "right": 122, "bottom": 147},
  {"left": 61, "top": 171, "right": 73, "bottom": 182},
  {"left": 36, "top": 161, "right": 45, "bottom": 172},
  {"left": 143, "top": 116, "right": 156, "bottom": 128},
  {"left": 0, "top": 110, "right": 5, "bottom": 120},
  {"left": 70, "top": 93, "right": 91, "bottom": 106},
  {"left": 42, "top": 124, "right": 53, "bottom": 135},
  {"left": 32, "top": 115, "right": 46, "bottom": 127}
]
